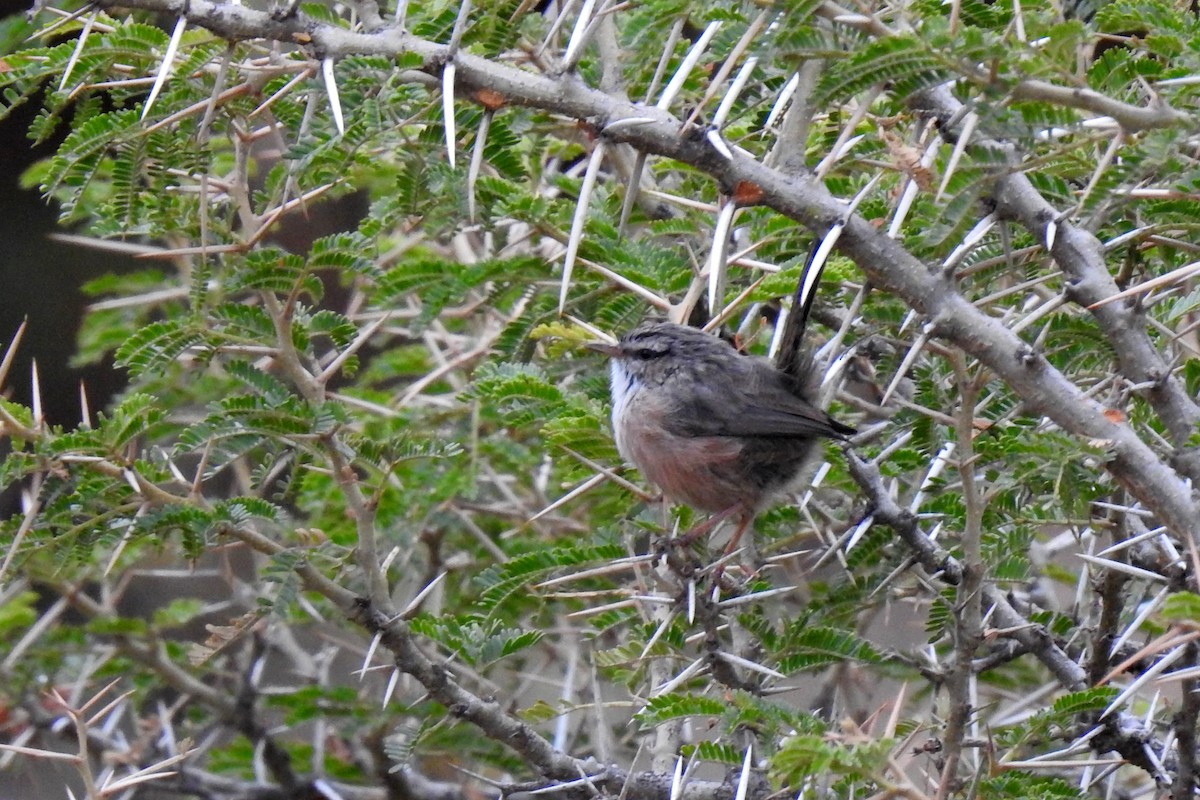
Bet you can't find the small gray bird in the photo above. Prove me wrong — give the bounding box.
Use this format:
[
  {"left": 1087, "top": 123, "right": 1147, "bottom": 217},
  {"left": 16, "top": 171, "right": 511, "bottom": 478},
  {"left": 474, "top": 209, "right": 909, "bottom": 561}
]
[{"left": 589, "top": 321, "right": 854, "bottom": 548}]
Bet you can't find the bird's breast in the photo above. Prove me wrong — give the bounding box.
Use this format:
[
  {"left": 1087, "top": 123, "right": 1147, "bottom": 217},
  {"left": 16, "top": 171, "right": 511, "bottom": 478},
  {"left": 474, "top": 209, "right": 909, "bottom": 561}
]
[{"left": 609, "top": 380, "right": 748, "bottom": 512}]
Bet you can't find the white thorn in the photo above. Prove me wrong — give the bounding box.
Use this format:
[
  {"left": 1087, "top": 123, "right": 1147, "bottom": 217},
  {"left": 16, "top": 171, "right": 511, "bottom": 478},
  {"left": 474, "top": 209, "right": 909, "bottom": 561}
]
[
  {"left": 712, "top": 57, "right": 757, "bottom": 129},
  {"left": 357, "top": 633, "right": 383, "bottom": 681},
  {"left": 734, "top": 745, "right": 754, "bottom": 800},
  {"left": 707, "top": 200, "right": 738, "bottom": 313},
  {"left": 1101, "top": 645, "right": 1187, "bottom": 718},
  {"left": 669, "top": 756, "right": 685, "bottom": 800},
  {"left": 705, "top": 128, "right": 732, "bottom": 160},
  {"left": 442, "top": 60, "right": 456, "bottom": 166},
  {"left": 142, "top": 15, "right": 187, "bottom": 121},
  {"left": 382, "top": 668, "right": 400, "bottom": 708},
  {"left": 467, "top": 111, "right": 492, "bottom": 221},
  {"left": 563, "top": 0, "right": 598, "bottom": 64},
  {"left": 558, "top": 140, "right": 606, "bottom": 314},
  {"left": 30, "top": 359, "right": 43, "bottom": 428},
  {"left": 78, "top": 382, "right": 92, "bottom": 428},
  {"left": 936, "top": 111, "right": 977, "bottom": 201},
  {"left": 764, "top": 71, "right": 799, "bottom": 130},
  {"left": 59, "top": 8, "right": 98, "bottom": 92},
  {"left": 942, "top": 212, "right": 996, "bottom": 271},
  {"left": 656, "top": 21, "right": 721, "bottom": 111},
  {"left": 322, "top": 57, "right": 345, "bottom": 135},
  {"left": 401, "top": 572, "right": 448, "bottom": 616},
  {"left": 844, "top": 514, "right": 874, "bottom": 552}
]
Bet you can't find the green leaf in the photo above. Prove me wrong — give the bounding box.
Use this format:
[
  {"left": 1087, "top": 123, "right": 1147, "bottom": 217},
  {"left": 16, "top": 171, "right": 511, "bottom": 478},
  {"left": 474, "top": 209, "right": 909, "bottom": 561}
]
[
  {"left": 817, "top": 35, "right": 950, "bottom": 106},
  {"left": 636, "top": 693, "right": 728, "bottom": 726},
  {"left": 115, "top": 320, "right": 203, "bottom": 376},
  {"left": 1161, "top": 592, "right": 1200, "bottom": 623}
]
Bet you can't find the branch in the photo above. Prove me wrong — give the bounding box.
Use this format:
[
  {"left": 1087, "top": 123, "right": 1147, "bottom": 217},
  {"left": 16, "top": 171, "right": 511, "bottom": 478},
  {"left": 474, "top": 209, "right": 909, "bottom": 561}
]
[{"left": 1007, "top": 79, "right": 1188, "bottom": 132}]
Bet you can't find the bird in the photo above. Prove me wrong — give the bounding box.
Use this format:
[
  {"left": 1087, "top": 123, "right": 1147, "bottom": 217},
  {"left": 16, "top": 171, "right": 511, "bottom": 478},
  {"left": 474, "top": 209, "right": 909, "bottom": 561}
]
[{"left": 588, "top": 320, "right": 855, "bottom": 551}]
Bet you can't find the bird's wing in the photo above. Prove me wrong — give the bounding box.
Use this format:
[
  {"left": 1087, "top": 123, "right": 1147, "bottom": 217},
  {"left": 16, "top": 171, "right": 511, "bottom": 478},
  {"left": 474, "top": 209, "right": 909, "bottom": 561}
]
[{"left": 666, "top": 358, "right": 853, "bottom": 440}]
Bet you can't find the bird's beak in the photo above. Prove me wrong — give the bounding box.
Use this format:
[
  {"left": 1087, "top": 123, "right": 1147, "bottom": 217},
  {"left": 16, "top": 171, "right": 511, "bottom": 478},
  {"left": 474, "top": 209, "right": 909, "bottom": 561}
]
[{"left": 585, "top": 340, "right": 623, "bottom": 358}]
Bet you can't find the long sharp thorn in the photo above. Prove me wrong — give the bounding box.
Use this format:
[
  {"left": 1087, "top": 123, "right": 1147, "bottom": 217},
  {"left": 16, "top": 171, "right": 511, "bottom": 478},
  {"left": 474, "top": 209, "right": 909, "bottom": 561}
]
[
  {"left": 843, "top": 514, "right": 875, "bottom": 553},
  {"left": 765, "top": 71, "right": 799, "bottom": 129},
  {"left": 652, "top": 656, "right": 705, "bottom": 696},
  {"left": 382, "top": 668, "right": 400, "bottom": 708},
  {"left": 734, "top": 745, "right": 753, "bottom": 800},
  {"left": 559, "top": 140, "right": 606, "bottom": 314},
  {"left": 400, "top": 572, "right": 448, "bottom": 617},
  {"left": 563, "top": 0, "right": 597, "bottom": 64},
  {"left": 442, "top": 61, "right": 457, "bottom": 167},
  {"left": 656, "top": 21, "right": 721, "bottom": 111},
  {"left": 59, "top": 7, "right": 98, "bottom": 92},
  {"left": 718, "top": 651, "right": 785, "bottom": 680},
  {"left": 707, "top": 199, "right": 737, "bottom": 313},
  {"left": 30, "top": 360, "right": 43, "bottom": 428},
  {"left": 936, "top": 111, "right": 977, "bottom": 201},
  {"left": 1109, "top": 589, "right": 1172, "bottom": 659},
  {"left": 356, "top": 633, "right": 383, "bottom": 681},
  {"left": 617, "top": 151, "right": 647, "bottom": 236},
  {"left": 712, "top": 57, "right": 757, "bottom": 129},
  {"left": 1101, "top": 644, "right": 1187, "bottom": 718},
  {"left": 143, "top": 15, "right": 187, "bottom": 120},
  {"left": 0, "top": 319, "right": 27, "bottom": 390},
  {"left": 322, "top": 57, "right": 345, "bottom": 135},
  {"left": 79, "top": 382, "right": 92, "bottom": 428},
  {"left": 447, "top": 0, "right": 473, "bottom": 52},
  {"left": 318, "top": 312, "right": 391, "bottom": 383},
  {"left": 467, "top": 110, "right": 492, "bottom": 221},
  {"left": 669, "top": 756, "right": 685, "bottom": 800},
  {"left": 943, "top": 213, "right": 996, "bottom": 271},
  {"left": 1078, "top": 553, "right": 1169, "bottom": 583},
  {"left": 379, "top": 545, "right": 401, "bottom": 574}
]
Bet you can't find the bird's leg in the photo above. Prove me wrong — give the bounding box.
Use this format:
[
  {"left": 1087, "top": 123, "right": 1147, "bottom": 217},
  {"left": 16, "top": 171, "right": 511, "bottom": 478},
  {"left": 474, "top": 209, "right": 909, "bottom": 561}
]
[
  {"left": 668, "top": 503, "right": 745, "bottom": 548},
  {"left": 721, "top": 511, "right": 755, "bottom": 556},
  {"left": 657, "top": 504, "right": 742, "bottom": 581}
]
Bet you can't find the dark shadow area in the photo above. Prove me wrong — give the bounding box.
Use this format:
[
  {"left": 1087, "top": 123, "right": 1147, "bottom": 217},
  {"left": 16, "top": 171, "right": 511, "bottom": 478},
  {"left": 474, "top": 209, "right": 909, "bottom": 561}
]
[{"left": 0, "top": 4, "right": 139, "bottom": 428}]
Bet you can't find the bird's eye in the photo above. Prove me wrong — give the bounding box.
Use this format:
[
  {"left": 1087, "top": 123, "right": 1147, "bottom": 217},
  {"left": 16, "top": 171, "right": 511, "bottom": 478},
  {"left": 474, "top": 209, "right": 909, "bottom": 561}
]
[{"left": 632, "top": 345, "right": 666, "bottom": 360}]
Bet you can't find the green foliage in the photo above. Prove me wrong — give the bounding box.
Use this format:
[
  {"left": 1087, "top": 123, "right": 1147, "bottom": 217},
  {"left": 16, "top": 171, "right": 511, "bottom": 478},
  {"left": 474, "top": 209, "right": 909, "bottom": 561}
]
[
  {"left": 636, "top": 693, "right": 728, "bottom": 726},
  {"left": 1161, "top": 591, "right": 1200, "bottom": 623},
  {"left": 771, "top": 731, "right": 896, "bottom": 788},
  {"left": 776, "top": 626, "right": 884, "bottom": 674},
  {"left": 817, "top": 35, "right": 951, "bottom": 106},
  {"left": 408, "top": 614, "right": 544, "bottom": 668},
  {"left": 0, "top": 592, "right": 39, "bottom": 638}
]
